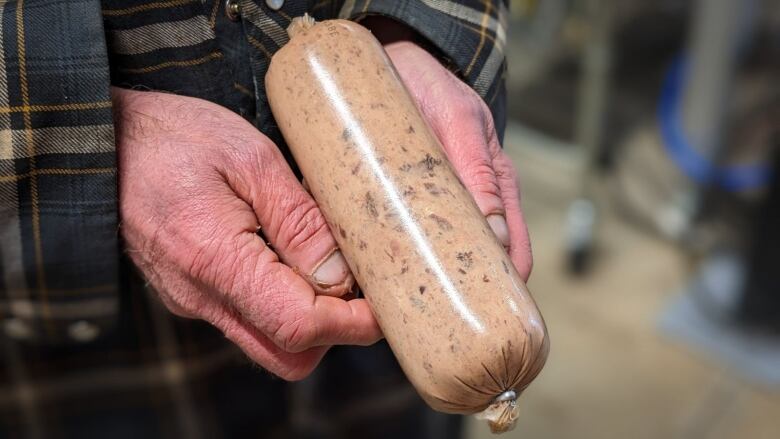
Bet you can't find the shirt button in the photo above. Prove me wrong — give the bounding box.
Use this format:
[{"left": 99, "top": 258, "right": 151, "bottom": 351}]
[
  {"left": 265, "top": 0, "right": 284, "bottom": 11},
  {"left": 4, "top": 318, "right": 33, "bottom": 340},
  {"left": 225, "top": 0, "right": 241, "bottom": 21},
  {"left": 68, "top": 320, "right": 100, "bottom": 343}
]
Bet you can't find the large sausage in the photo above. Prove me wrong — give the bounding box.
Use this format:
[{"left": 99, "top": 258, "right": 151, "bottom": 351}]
[{"left": 266, "top": 15, "right": 549, "bottom": 433}]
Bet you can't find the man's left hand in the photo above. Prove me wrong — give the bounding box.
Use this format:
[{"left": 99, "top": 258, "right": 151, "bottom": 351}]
[{"left": 385, "top": 41, "right": 533, "bottom": 281}]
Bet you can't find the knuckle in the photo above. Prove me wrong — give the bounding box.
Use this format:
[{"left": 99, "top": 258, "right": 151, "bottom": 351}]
[
  {"left": 180, "top": 225, "right": 225, "bottom": 282},
  {"left": 276, "top": 196, "right": 328, "bottom": 252},
  {"left": 456, "top": 96, "right": 485, "bottom": 122},
  {"left": 463, "top": 161, "right": 501, "bottom": 197},
  {"left": 272, "top": 311, "right": 315, "bottom": 353},
  {"left": 182, "top": 225, "right": 257, "bottom": 297},
  {"left": 237, "top": 134, "right": 276, "bottom": 168},
  {"left": 494, "top": 153, "right": 519, "bottom": 182},
  {"left": 190, "top": 244, "right": 233, "bottom": 292},
  {"left": 222, "top": 135, "right": 278, "bottom": 191}
]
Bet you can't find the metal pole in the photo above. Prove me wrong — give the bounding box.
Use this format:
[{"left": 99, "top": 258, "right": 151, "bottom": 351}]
[{"left": 681, "top": 0, "right": 748, "bottom": 164}]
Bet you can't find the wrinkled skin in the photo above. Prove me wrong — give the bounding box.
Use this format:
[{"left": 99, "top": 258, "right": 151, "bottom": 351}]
[
  {"left": 385, "top": 42, "right": 532, "bottom": 280},
  {"left": 115, "top": 41, "right": 531, "bottom": 381}
]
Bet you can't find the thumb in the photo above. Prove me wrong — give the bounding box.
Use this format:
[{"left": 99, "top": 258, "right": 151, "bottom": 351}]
[
  {"left": 220, "top": 129, "right": 353, "bottom": 296},
  {"left": 211, "top": 231, "right": 382, "bottom": 354},
  {"left": 175, "top": 198, "right": 382, "bottom": 354}
]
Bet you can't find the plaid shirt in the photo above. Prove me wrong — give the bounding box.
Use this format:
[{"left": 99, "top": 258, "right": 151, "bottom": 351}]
[{"left": 0, "top": 0, "right": 508, "bottom": 437}]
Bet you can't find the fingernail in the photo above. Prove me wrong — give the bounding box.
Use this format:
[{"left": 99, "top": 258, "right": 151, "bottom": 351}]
[
  {"left": 487, "top": 214, "right": 510, "bottom": 247},
  {"left": 312, "top": 250, "right": 349, "bottom": 286}
]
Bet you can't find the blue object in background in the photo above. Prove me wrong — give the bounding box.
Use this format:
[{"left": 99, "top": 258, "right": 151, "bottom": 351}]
[{"left": 658, "top": 55, "right": 772, "bottom": 192}]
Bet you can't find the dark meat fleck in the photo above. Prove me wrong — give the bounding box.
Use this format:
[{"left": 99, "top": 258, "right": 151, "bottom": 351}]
[
  {"left": 502, "top": 260, "right": 510, "bottom": 274},
  {"left": 359, "top": 240, "right": 368, "bottom": 250},
  {"left": 365, "top": 192, "right": 379, "bottom": 218},
  {"left": 456, "top": 251, "right": 474, "bottom": 268},
  {"left": 410, "top": 296, "right": 425, "bottom": 311},
  {"left": 351, "top": 162, "right": 362, "bottom": 175},
  {"left": 419, "top": 153, "right": 442, "bottom": 171},
  {"left": 341, "top": 128, "right": 351, "bottom": 142},
  {"left": 407, "top": 125, "right": 415, "bottom": 134},
  {"left": 482, "top": 274, "right": 490, "bottom": 283},
  {"left": 423, "top": 182, "right": 442, "bottom": 196},
  {"left": 402, "top": 186, "right": 416, "bottom": 197},
  {"left": 428, "top": 213, "right": 452, "bottom": 231},
  {"left": 338, "top": 226, "right": 347, "bottom": 239},
  {"left": 419, "top": 286, "right": 426, "bottom": 294},
  {"left": 458, "top": 268, "right": 467, "bottom": 275},
  {"left": 399, "top": 163, "right": 413, "bottom": 172}
]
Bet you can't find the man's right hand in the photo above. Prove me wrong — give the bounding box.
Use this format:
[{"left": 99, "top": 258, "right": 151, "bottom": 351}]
[{"left": 112, "top": 87, "right": 382, "bottom": 380}]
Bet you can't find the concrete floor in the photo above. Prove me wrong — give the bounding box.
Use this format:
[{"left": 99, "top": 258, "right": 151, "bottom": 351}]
[{"left": 466, "top": 126, "right": 780, "bottom": 439}]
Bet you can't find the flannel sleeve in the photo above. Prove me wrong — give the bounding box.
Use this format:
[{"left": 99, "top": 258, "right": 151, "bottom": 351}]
[
  {"left": 339, "top": 0, "right": 509, "bottom": 138},
  {"left": 0, "top": 0, "right": 118, "bottom": 344}
]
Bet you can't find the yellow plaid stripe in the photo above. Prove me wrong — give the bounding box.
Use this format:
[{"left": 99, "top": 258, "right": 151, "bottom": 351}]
[
  {"left": 102, "top": 0, "right": 198, "bottom": 17},
  {"left": 15, "top": 0, "right": 51, "bottom": 322},
  {"left": 117, "top": 51, "right": 223, "bottom": 74},
  {"left": 464, "top": 0, "right": 492, "bottom": 76},
  {"left": 0, "top": 168, "right": 116, "bottom": 183},
  {"left": 0, "top": 101, "right": 112, "bottom": 114}
]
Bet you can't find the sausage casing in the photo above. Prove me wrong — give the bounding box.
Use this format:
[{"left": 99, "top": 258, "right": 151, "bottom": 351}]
[{"left": 266, "top": 16, "right": 548, "bottom": 433}]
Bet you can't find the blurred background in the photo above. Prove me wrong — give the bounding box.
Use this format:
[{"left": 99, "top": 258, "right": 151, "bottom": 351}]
[{"left": 468, "top": 0, "right": 780, "bottom": 437}]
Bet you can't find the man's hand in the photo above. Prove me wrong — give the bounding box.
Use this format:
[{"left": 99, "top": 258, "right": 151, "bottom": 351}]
[
  {"left": 386, "top": 42, "right": 533, "bottom": 281},
  {"left": 113, "top": 88, "right": 382, "bottom": 380}
]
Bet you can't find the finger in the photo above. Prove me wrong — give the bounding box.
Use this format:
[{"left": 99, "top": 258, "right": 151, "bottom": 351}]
[
  {"left": 221, "top": 132, "right": 353, "bottom": 296},
  {"left": 398, "top": 69, "right": 509, "bottom": 246},
  {"left": 427, "top": 107, "right": 507, "bottom": 229},
  {"left": 419, "top": 107, "right": 509, "bottom": 246},
  {"left": 225, "top": 247, "right": 383, "bottom": 353},
  {"left": 152, "top": 271, "right": 330, "bottom": 381},
  {"left": 207, "top": 299, "right": 330, "bottom": 381},
  {"left": 158, "top": 178, "right": 381, "bottom": 354},
  {"left": 189, "top": 225, "right": 382, "bottom": 353},
  {"left": 139, "top": 231, "right": 333, "bottom": 380},
  {"left": 493, "top": 150, "right": 533, "bottom": 281}
]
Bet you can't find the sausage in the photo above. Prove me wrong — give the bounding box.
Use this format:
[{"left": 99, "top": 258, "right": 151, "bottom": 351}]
[{"left": 266, "top": 15, "right": 549, "bottom": 433}]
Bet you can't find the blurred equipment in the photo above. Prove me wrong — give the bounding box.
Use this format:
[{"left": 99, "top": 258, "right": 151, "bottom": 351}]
[
  {"left": 506, "top": 0, "right": 780, "bottom": 383},
  {"left": 740, "top": 149, "right": 780, "bottom": 330},
  {"left": 661, "top": 0, "right": 779, "bottom": 334},
  {"left": 564, "top": 0, "right": 613, "bottom": 274}
]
